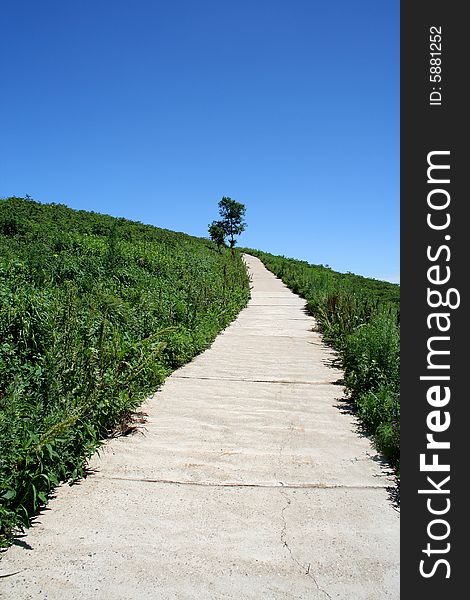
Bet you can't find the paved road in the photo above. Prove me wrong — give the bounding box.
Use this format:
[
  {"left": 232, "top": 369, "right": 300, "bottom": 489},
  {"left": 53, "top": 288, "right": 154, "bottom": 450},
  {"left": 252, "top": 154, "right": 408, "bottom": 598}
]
[{"left": 1, "top": 255, "right": 399, "bottom": 599}]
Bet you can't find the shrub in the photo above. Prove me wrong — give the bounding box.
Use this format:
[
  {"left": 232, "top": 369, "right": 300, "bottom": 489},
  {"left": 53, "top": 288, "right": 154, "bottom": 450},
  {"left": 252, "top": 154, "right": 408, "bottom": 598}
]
[{"left": 343, "top": 312, "right": 400, "bottom": 397}]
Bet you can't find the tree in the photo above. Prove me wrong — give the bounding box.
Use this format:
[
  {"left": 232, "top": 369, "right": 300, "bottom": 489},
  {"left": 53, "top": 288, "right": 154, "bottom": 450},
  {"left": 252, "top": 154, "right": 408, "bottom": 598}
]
[
  {"left": 208, "top": 220, "right": 226, "bottom": 249},
  {"left": 208, "top": 197, "right": 246, "bottom": 250}
]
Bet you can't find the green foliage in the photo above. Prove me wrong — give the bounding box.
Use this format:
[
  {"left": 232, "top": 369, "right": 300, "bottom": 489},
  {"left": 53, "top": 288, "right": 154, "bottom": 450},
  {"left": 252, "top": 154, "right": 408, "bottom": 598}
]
[
  {"left": 244, "top": 249, "right": 400, "bottom": 473},
  {"left": 343, "top": 313, "right": 399, "bottom": 397},
  {"left": 208, "top": 197, "right": 246, "bottom": 248},
  {"left": 0, "top": 197, "right": 250, "bottom": 545},
  {"left": 208, "top": 220, "right": 226, "bottom": 248},
  {"left": 356, "top": 387, "right": 400, "bottom": 467}
]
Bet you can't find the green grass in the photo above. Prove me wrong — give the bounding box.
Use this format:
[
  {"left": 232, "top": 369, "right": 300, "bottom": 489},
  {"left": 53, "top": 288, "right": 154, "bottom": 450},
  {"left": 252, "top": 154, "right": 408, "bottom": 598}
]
[
  {"left": 0, "top": 197, "right": 250, "bottom": 545},
  {"left": 244, "top": 249, "right": 400, "bottom": 472}
]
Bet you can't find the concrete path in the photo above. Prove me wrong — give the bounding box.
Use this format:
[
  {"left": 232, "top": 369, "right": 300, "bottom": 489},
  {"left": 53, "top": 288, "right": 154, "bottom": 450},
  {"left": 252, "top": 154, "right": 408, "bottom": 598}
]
[{"left": 1, "top": 255, "right": 399, "bottom": 599}]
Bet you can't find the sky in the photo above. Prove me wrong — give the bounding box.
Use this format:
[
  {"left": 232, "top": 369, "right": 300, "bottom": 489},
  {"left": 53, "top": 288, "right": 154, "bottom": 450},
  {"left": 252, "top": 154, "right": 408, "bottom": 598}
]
[{"left": 0, "top": 0, "right": 399, "bottom": 282}]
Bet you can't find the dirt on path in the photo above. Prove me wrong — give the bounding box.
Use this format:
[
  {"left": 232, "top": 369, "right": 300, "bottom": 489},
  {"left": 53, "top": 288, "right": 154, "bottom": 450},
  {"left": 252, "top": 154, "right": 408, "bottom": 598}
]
[{"left": 1, "top": 254, "right": 399, "bottom": 599}]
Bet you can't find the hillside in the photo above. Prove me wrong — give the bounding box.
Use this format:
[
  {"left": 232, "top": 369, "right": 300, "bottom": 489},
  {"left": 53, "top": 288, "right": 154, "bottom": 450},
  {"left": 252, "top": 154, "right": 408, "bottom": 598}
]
[
  {"left": 0, "top": 198, "right": 400, "bottom": 549},
  {"left": 0, "top": 197, "right": 250, "bottom": 544}
]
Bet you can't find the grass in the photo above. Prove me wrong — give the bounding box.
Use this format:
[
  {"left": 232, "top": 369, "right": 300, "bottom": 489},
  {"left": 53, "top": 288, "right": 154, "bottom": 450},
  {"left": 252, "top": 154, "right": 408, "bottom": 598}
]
[
  {"left": 243, "top": 249, "right": 400, "bottom": 473},
  {"left": 0, "top": 197, "right": 250, "bottom": 545}
]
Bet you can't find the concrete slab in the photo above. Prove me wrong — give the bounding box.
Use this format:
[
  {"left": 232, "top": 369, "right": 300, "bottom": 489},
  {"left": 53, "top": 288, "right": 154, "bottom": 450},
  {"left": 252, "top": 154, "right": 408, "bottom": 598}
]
[
  {"left": 86, "top": 379, "right": 391, "bottom": 488},
  {"left": 0, "top": 479, "right": 398, "bottom": 600},
  {"left": 0, "top": 254, "right": 399, "bottom": 599},
  {"left": 174, "top": 333, "right": 342, "bottom": 384}
]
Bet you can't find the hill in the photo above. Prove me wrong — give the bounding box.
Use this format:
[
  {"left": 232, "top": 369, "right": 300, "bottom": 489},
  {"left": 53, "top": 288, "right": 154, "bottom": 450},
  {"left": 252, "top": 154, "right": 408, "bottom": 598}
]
[
  {"left": 0, "top": 198, "right": 400, "bottom": 546},
  {"left": 0, "top": 197, "right": 249, "bottom": 544}
]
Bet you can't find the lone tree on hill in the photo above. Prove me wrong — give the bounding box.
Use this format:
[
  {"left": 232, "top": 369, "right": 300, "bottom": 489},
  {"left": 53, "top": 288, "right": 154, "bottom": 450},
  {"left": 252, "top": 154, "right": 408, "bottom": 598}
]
[{"left": 208, "top": 197, "right": 246, "bottom": 250}]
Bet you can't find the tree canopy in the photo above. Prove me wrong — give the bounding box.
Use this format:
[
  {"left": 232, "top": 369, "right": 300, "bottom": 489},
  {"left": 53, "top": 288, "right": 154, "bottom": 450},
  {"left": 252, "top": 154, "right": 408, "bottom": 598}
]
[{"left": 208, "top": 197, "right": 246, "bottom": 249}]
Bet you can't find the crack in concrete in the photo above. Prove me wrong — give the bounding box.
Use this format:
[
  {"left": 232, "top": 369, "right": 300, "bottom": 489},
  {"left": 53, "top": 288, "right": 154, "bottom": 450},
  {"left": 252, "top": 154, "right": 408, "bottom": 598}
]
[
  {"left": 0, "top": 569, "right": 25, "bottom": 578},
  {"left": 242, "top": 302, "right": 305, "bottom": 308},
  {"left": 279, "top": 487, "right": 332, "bottom": 600},
  {"left": 172, "top": 375, "right": 338, "bottom": 385},
  {"left": 92, "top": 475, "right": 390, "bottom": 490}
]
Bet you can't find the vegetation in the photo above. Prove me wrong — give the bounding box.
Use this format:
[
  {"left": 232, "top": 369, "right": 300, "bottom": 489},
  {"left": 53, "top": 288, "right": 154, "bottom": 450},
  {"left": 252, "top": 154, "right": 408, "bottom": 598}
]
[
  {"left": 208, "top": 197, "right": 246, "bottom": 249},
  {"left": 208, "top": 221, "right": 226, "bottom": 249},
  {"left": 244, "top": 250, "right": 400, "bottom": 473},
  {"left": 0, "top": 197, "right": 250, "bottom": 545},
  {"left": 0, "top": 194, "right": 399, "bottom": 545}
]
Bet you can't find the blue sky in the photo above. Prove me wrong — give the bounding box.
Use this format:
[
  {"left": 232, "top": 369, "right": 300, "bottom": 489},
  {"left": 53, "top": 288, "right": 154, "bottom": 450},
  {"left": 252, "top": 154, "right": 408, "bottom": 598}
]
[{"left": 0, "top": 0, "right": 399, "bottom": 282}]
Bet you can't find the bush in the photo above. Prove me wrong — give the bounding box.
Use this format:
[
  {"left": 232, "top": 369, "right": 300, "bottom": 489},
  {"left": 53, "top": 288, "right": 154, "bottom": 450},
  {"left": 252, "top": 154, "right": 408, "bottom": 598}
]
[
  {"left": 356, "top": 387, "right": 400, "bottom": 467},
  {"left": 343, "top": 312, "right": 400, "bottom": 397}
]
